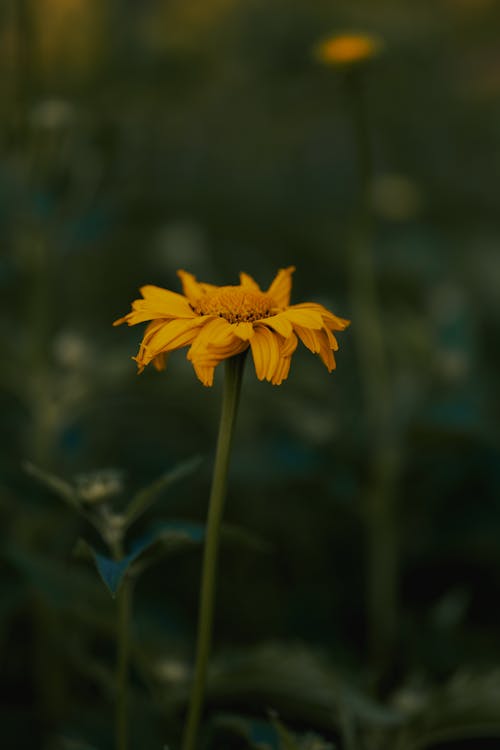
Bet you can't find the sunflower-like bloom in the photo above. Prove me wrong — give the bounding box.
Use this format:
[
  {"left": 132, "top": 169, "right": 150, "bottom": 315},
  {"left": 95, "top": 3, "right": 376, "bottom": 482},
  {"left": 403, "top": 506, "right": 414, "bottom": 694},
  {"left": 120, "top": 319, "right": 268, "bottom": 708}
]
[
  {"left": 314, "top": 33, "right": 382, "bottom": 67},
  {"left": 114, "top": 267, "right": 350, "bottom": 387}
]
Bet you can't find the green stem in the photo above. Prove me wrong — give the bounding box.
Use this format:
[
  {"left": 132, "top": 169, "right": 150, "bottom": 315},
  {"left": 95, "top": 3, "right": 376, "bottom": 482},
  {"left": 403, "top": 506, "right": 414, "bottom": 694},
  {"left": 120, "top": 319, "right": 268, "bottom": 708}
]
[
  {"left": 116, "top": 578, "right": 132, "bottom": 750},
  {"left": 345, "top": 69, "right": 399, "bottom": 673},
  {"left": 182, "top": 354, "right": 246, "bottom": 750}
]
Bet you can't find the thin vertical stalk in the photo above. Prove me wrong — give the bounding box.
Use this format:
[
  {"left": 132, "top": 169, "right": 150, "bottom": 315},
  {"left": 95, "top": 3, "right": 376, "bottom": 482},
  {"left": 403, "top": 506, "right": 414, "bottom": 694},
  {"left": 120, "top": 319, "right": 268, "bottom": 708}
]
[
  {"left": 182, "top": 354, "right": 246, "bottom": 750},
  {"left": 345, "top": 68, "right": 400, "bottom": 674},
  {"left": 115, "top": 578, "right": 132, "bottom": 750}
]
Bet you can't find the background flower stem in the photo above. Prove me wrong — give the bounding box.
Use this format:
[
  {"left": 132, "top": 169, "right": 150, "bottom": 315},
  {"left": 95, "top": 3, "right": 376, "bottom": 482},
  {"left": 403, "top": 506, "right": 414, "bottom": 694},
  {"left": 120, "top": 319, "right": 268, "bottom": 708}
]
[
  {"left": 182, "top": 353, "right": 246, "bottom": 750},
  {"left": 345, "top": 67, "right": 401, "bottom": 679},
  {"left": 115, "top": 578, "right": 131, "bottom": 750}
]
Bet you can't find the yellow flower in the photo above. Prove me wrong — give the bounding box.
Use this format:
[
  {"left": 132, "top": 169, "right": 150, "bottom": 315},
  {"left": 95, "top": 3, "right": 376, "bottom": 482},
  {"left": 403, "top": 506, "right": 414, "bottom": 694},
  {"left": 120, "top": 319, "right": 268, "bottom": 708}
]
[
  {"left": 314, "top": 33, "right": 382, "bottom": 67},
  {"left": 114, "top": 267, "right": 350, "bottom": 387}
]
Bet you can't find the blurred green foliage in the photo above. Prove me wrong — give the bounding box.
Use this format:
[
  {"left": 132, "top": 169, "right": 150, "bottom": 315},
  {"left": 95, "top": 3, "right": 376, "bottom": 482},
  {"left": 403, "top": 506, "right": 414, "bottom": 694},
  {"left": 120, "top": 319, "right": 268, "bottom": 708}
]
[{"left": 1, "top": 0, "right": 500, "bottom": 748}]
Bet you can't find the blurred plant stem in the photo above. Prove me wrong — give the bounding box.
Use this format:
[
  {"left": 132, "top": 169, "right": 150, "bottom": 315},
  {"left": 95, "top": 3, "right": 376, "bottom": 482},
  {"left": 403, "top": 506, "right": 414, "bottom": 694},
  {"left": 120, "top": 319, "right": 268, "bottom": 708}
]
[
  {"left": 345, "top": 68, "right": 401, "bottom": 678},
  {"left": 182, "top": 354, "right": 246, "bottom": 750},
  {"left": 115, "top": 578, "right": 132, "bottom": 750},
  {"left": 110, "top": 533, "right": 132, "bottom": 750},
  {"left": 13, "top": 0, "right": 34, "bottom": 126},
  {"left": 28, "top": 234, "right": 57, "bottom": 469}
]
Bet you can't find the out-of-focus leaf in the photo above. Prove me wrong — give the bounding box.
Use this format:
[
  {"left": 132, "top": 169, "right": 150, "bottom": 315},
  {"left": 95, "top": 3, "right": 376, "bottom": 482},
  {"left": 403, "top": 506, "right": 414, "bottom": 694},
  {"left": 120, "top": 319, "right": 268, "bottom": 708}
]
[
  {"left": 206, "top": 643, "right": 401, "bottom": 733},
  {"left": 392, "top": 671, "right": 500, "bottom": 750},
  {"left": 123, "top": 455, "right": 203, "bottom": 527},
  {"left": 3, "top": 542, "right": 104, "bottom": 609},
  {"left": 23, "top": 462, "right": 80, "bottom": 512},
  {"left": 83, "top": 520, "right": 205, "bottom": 597}
]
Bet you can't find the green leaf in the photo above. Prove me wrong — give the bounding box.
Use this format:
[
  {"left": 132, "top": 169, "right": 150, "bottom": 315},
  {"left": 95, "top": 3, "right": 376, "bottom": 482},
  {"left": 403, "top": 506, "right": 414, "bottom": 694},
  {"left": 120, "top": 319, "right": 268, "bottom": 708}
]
[
  {"left": 207, "top": 643, "right": 402, "bottom": 734},
  {"left": 84, "top": 520, "right": 205, "bottom": 597},
  {"left": 23, "top": 462, "right": 80, "bottom": 512},
  {"left": 124, "top": 455, "right": 203, "bottom": 527}
]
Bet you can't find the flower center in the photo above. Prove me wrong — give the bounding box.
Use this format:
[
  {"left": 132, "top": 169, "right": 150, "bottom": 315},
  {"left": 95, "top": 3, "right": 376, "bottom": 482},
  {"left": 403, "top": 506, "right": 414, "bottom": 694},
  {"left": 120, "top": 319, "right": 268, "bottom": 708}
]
[{"left": 193, "top": 286, "right": 275, "bottom": 323}]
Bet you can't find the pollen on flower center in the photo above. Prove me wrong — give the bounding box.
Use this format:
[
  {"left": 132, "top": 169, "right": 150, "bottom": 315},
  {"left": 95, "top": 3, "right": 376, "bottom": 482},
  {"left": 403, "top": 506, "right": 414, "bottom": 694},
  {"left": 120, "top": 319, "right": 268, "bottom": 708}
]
[{"left": 193, "top": 286, "right": 275, "bottom": 323}]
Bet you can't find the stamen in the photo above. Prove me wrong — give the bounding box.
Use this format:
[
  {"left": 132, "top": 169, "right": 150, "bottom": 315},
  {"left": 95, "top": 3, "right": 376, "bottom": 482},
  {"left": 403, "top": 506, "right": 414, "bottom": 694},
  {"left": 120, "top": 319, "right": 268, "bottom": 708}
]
[{"left": 193, "top": 286, "right": 275, "bottom": 324}]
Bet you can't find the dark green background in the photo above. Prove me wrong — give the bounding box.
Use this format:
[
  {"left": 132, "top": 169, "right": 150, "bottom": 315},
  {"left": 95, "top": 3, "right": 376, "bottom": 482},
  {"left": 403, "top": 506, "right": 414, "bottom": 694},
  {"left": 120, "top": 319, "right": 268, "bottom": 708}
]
[{"left": 1, "top": 1, "right": 500, "bottom": 748}]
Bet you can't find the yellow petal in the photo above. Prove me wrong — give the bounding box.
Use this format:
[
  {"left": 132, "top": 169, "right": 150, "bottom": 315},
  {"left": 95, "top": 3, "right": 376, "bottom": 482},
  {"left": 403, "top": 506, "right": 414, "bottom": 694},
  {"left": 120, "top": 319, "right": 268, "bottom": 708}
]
[
  {"left": 271, "top": 356, "right": 292, "bottom": 385},
  {"left": 153, "top": 353, "right": 168, "bottom": 371},
  {"left": 317, "top": 330, "right": 337, "bottom": 371},
  {"left": 113, "top": 313, "right": 131, "bottom": 327},
  {"left": 139, "top": 285, "right": 194, "bottom": 316},
  {"left": 266, "top": 266, "right": 295, "bottom": 308},
  {"left": 294, "top": 303, "right": 350, "bottom": 331},
  {"left": 192, "top": 362, "right": 216, "bottom": 387},
  {"left": 113, "top": 286, "right": 195, "bottom": 327},
  {"left": 239, "top": 272, "right": 261, "bottom": 292},
  {"left": 177, "top": 270, "right": 217, "bottom": 304},
  {"left": 324, "top": 326, "right": 339, "bottom": 351},
  {"left": 142, "top": 317, "right": 207, "bottom": 365},
  {"left": 249, "top": 325, "right": 281, "bottom": 381},
  {"left": 188, "top": 317, "right": 235, "bottom": 360},
  {"left": 233, "top": 322, "right": 255, "bottom": 340},
  {"left": 284, "top": 306, "right": 324, "bottom": 329},
  {"left": 280, "top": 332, "right": 298, "bottom": 357},
  {"left": 293, "top": 324, "right": 321, "bottom": 353},
  {"left": 265, "top": 313, "right": 293, "bottom": 338}
]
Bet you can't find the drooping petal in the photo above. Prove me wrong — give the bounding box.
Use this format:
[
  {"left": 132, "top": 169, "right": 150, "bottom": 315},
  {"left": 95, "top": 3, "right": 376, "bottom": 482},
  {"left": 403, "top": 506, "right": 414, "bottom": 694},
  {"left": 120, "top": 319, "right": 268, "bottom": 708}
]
[
  {"left": 249, "top": 325, "right": 281, "bottom": 381},
  {"left": 293, "top": 324, "right": 321, "bottom": 353},
  {"left": 239, "top": 272, "right": 261, "bottom": 292},
  {"left": 270, "top": 333, "right": 298, "bottom": 385},
  {"left": 266, "top": 266, "right": 295, "bottom": 308},
  {"left": 153, "top": 352, "right": 168, "bottom": 371},
  {"left": 264, "top": 313, "right": 294, "bottom": 338},
  {"left": 134, "top": 320, "right": 166, "bottom": 365},
  {"left": 188, "top": 317, "right": 237, "bottom": 361},
  {"left": 271, "top": 356, "right": 292, "bottom": 385},
  {"left": 192, "top": 362, "right": 216, "bottom": 387},
  {"left": 280, "top": 332, "right": 298, "bottom": 357},
  {"left": 317, "top": 330, "right": 337, "bottom": 371},
  {"left": 324, "top": 326, "right": 339, "bottom": 351}
]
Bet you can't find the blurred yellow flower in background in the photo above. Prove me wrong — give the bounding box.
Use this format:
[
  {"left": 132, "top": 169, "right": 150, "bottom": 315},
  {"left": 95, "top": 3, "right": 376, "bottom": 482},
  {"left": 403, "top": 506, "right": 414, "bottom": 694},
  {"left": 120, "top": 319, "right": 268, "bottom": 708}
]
[
  {"left": 314, "top": 32, "right": 382, "bottom": 67},
  {"left": 114, "top": 268, "right": 350, "bottom": 387}
]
